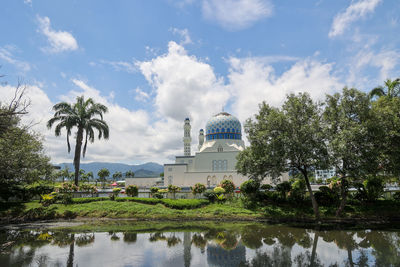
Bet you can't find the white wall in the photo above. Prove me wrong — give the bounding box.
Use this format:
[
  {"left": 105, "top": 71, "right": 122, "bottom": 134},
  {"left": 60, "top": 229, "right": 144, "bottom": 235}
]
[{"left": 125, "top": 177, "right": 161, "bottom": 188}]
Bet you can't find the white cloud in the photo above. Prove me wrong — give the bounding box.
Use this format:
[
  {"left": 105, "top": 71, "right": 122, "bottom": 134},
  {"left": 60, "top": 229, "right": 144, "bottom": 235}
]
[
  {"left": 37, "top": 15, "right": 78, "bottom": 53},
  {"left": 202, "top": 0, "right": 273, "bottom": 30},
  {"left": 24, "top": 0, "right": 32, "bottom": 6},
  {"left": 170, "top": 28, "right": 193, "bottom": 45},
  {"left": 100, "top": 59, "right": 137, "bottom": 73},
  {"left": 329, "top": 0, "right": 382, "bottom": 38},
  {"left": 0, "top": 45, "right": 31, "bottom": 72},
  {"left": 137, "top": 41, "right": 230, "bottom": 133},
  {"left": 227, "top": 56, "right": 343, "bottom": 122},
  {"left": 134, "top": 87, "right": 150, "bottom": 102}
]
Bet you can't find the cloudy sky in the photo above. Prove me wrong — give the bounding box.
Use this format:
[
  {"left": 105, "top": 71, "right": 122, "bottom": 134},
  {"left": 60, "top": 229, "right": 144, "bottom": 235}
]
[{"left": 0, "top": 0, "right": 399, "bottom": 164}]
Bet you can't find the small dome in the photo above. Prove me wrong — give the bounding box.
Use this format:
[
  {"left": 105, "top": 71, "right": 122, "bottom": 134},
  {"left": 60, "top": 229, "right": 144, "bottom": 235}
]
[{"left": 205, "top": 112, "right": 242, "bottom": 141}]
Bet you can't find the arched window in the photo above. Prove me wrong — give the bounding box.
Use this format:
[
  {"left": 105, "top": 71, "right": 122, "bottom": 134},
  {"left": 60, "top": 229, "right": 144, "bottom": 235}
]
[
  {"left": 216, "top": 128, "right": 219, "bottom": 132},
  {"left": 227, "top": 128, "right": 230, "bottom": 133},
  {"left": 211, "top": 176, "right": 217, "bottom": 186},
  {"left": 219, "top": 134, "right": 223, "bottom": 139},
  {"left": 222, "top": 128, "right": 225, "bottom": 132}
]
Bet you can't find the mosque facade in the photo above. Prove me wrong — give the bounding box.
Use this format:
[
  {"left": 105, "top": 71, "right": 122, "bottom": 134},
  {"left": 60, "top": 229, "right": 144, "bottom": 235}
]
[{"left": 164, "top": 112, "right": 289, "bottom": 187}]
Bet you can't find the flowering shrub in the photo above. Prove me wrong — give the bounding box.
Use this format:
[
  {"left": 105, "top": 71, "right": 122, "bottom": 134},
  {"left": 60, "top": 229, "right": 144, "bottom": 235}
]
[
  {"left": 58, "top": 183, "right": 78, "bottom": 193},
  {"left": 41, "top": 193, "right": 56, "bottom": 207},
  {"left": 79, "top": 184, "right": 98, "bottom": 194},
  {"left": 220, "top": 180, "right": 235, "bottom": 194},
  {"left": 168, "top": 185, "right": 181, "bottom": 199},
  {"left": 159, "top": 189, "right": 168, "bottom": 193},
  {"left": 213, "top": 186, "right": 225, "bottom": 194},
  {"left": 192, "top": 183, "right": 206, "bottom": 195},
  {"left": 150, "top": 187, "right": 159, "bottom": 194},
  {"left": 125, "top": 185, "right": 139, "bottom": 197}
]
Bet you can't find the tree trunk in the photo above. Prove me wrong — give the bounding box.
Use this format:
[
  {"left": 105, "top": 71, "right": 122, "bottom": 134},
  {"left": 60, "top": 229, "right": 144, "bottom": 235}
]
[
  {"left": 301, "top": 168, "right": 320, "bottom": 220},
  {"left": 73, "top": 128, "right": 83, "bottom": 186},
  {"left": 66, "top": 234, "right": 75, "bottom": 267},
  {"left": 310, "top": 231, "right": 319, "bottom": 267},
  {"left": 336, "top": 178, "right": 348, "bottom": 217}
]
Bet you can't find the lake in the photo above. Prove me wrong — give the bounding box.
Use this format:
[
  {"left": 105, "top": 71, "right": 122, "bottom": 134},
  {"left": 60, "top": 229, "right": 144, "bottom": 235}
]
[{"left": 0, "top": 221, "right": 399, "bottom": 267}]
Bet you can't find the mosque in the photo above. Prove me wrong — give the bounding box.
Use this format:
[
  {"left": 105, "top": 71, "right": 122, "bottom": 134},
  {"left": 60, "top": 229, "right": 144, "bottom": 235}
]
[{"left": 164, "top": 112, "right": 289, "bottom": 187}]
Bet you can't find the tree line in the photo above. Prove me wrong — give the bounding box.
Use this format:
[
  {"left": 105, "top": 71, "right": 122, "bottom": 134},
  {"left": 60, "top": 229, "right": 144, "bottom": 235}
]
[{"left": 236, "top": 78, "right": 400, "bottom": 220}]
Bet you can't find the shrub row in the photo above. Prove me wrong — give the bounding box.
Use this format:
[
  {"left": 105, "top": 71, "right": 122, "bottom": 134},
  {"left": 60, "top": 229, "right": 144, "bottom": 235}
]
[
  {"left": 71, "top": 197, "right": 109, "bottom": 204},
  {"left": 161, "top": 199, "right": 209, "bottom": 209}
]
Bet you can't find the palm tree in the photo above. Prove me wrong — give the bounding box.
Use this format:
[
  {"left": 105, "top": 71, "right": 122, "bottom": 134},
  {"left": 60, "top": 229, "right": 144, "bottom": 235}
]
[
  {"left": 47, "top": 96, "right": 109, "bottom": 186},
  {"left": 369, "top": 78, "right": 400, "bottom": 99}
]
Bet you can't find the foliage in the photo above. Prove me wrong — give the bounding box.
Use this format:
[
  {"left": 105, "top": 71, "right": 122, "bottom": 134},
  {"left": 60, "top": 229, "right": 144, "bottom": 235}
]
[
  {"left": 213, "top": 186, "right": 225, "bottom": 194},
  {"left": 125, "top": 185, "right": 139, "bottom": 197},
  {"left": 110, "top": 187, "right": 121, "bottom": 200},
  {"left": 58, "top": 182, "right": 79, "bottom": 193},
  {"left": 314, "top": 186, "right": 339, "bottom": 206},
  {"left": 125, "top": 170, "right": 135, "bottom": 178},
  {"left": 41, "top": 193, "right": 56, "bottom": 207},
  {"left": 203, "top": 189, "right": 217, "bottom": 203},
  {"left": 26, "top": 184, "right": 54, "bottom": 200},
  {"left": 47, "top": 95, "right": 109, "bottom": 186},
  {"left": 71, "top": 197, "right": 109, "bottom": 204},
  {"left": 354, "top": 176, "right": 385, "bottom": 202},
  {"left": 393, "top": 192, "right": 400, "bottom": 201},
  {"left": 0, "top": 100, "right": 52, "bottom": 201},
  {"left": 168, "top": 185, "right": 181, "bottom": 199},
  {"left": 79, "top": 184, "right": 98, "bottom": 194},
  {"left": 150, "top": 187, "right": 159, "bottom": 194},
  {"left": 98, "top": 168, "right": 110, "bottom": 188},
  {"left": 161, "top": 199, "right": 209, "bottom": 209},
  {"left": 57, "top": 193, "right": 73, "bottom": 205},
  {"left": 152, "top": 192, "right": 164, "bottom": 199},
  {"left": 112, "top": 171, "right": 123, "bottom": 180},
  {"left": 260, "top": 184, "right": 272, "bottom": 191},
  {"left": 288, "top": 179, "right": 306, "bottom": 202},
  {"left": 240, "top": 180, "right": 260, "bottom": 198},
  {"left": 369, "top": 78, "right": 400, "bottom": 99},
  {"left": 220, "top": 180, "right": 235, "bottom": 194},
  {"left": 237, "top": 93, "right": 328, "bottom": 219},
  {"left": 275, "top": 181, "right": 291, "bottom": 200},
  {"left": 191, "top": 183, "right": 206, "bottom": 195}
]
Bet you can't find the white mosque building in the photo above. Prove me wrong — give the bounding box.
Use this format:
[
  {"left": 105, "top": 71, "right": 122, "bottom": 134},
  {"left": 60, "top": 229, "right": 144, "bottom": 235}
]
[{"left": 164, "top": 112, "right": 289, "bottom": 187}]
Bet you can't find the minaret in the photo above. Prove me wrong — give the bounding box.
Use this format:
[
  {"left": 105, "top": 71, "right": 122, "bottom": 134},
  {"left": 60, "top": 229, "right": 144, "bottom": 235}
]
[
  {"left": 183, "top": 118, "right": 191, "bottom": 156},
  {"left": 198, "top": 129, "right": 204, "bottom": 150}
]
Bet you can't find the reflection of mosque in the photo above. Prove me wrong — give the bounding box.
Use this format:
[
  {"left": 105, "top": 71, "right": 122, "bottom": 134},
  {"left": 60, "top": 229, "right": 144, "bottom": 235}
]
[{"left": 206, "top": 242, "right": 246, "bottom": 267}]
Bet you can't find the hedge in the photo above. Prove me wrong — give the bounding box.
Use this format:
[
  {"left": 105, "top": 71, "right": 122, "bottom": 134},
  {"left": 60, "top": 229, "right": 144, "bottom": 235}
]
[
  {"left": 71, "top": 197, "right": 109, "bottom": 204},
  {"left": 115, "top": 197, "right": 162, "bottom": 205},
  {"left": 161, "top": 199, "right": 209, "bottom": 209}
]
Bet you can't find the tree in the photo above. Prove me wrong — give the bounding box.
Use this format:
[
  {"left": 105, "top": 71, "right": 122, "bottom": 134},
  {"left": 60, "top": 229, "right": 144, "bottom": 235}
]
[
  {"left": 98, "top": 168, "right": 110, "bottom": 188},
  {"left": 237, "top": 93, "right": 328, "bottom": 220},
  {"left": 113, "top": 171, "right": 122, "bottom": 181},
  {"left": 47, "top": 96, "right": 109, "bottom": 186},
  {"left": 369, "top": 78, "right": 400, "bottom": 99},
  {"left": 323, "top": 88, "right": 381, "bottom": 216},
  {"left": 125, "top": 170, "right": 135, "bottom": 178},
  {"left": 0, "top": 84, "right": 52, "bottom": 200}
]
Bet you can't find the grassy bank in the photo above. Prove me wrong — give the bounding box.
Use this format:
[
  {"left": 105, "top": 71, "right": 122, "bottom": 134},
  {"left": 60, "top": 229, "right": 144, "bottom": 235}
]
[{"left": 1, "top": 197, "right": 400, "bottom": 227}]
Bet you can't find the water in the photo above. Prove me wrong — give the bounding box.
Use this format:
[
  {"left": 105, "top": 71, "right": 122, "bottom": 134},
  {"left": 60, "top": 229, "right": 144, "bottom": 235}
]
[{"left": 0, "top": 221, "right": 399, "bottom": 267}]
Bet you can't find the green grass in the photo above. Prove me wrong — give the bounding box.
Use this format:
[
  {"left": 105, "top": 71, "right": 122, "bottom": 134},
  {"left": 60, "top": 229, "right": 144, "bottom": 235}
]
[{"left": 2, "top": 198, "right": 400, "bottom": 224}]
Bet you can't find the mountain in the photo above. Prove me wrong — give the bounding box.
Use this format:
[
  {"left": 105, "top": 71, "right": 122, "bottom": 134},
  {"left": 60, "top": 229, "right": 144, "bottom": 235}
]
[{"left": 56, "top": 162, "right": 164, "bottom": 178}]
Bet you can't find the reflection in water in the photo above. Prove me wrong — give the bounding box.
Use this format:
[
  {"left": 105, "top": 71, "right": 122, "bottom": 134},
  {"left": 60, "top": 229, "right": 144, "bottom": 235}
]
[{"left": 0, "top": 223, "right": 400, "bottom": 267}]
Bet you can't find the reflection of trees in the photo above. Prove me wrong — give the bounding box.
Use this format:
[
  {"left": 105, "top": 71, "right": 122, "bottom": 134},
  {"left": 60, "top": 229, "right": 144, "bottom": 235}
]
[
  {"left": 240, "top": 245, "right": 292, "bottom": 267},
  {"left": 123, "top": 232, "right": 137, "bottom": 243},
  {"left": 75, "top": 233, "right": 95, "bottom": 247},
  {"left": 191, "top": 233, "right": 207, "bottom": 253},
  {"left": 293, "top": 250, "right": 323, "bottom": 267},
  {"left": 66, "top": 234, "right": 75, "bottom": 267},
  {"left": 109, "top": 231, "right": 120, "bottom": 241},
  {"left": 148, "top": 232, "right": 182, "bottom": 247}
]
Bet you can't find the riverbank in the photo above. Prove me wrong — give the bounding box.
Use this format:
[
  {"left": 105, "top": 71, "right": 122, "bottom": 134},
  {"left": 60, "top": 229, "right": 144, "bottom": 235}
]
[{"left": 1, "top": 198, "right": 400, "bottom": 229}]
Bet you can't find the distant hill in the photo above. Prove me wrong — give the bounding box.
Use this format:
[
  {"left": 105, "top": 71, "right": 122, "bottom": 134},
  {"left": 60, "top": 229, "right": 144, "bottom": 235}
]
[{"left": 56, "top": 162, "right": 164, "bottom": 179}]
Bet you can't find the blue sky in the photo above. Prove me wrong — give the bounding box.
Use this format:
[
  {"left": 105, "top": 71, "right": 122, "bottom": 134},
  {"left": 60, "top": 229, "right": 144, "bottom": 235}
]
[{"left": 1, "top": 0, "right": 399, "bottom": 164}]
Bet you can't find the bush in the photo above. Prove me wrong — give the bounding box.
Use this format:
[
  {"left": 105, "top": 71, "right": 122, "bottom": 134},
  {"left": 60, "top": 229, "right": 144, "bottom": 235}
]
[
  {"left": 162, "top": 199, "right": 209, "bottom": 209},
  {"left": 150, "top": 187, "right": 159, "bottom": 194},
  {"left": 57, "top": 193, "right": 73, "bottom": 204},
  {"left": 41, "top": 193, "right": 56, "bottom": 207},
  {"left": 168, "top": 185, "right": 181, "bottom": 199},
  {"left": 240, "top": 179, "right": 260, "bottom": 198},
  {"left": 220, "top": 180, "right": 235, "bottom": 194},
  {"left": 126, "top": 185, "right": 139, "bottom": 197},
  {"left": 288, "top": 179, "right": 306, "bottom": 202},
  {"left": 354, "top": 176, "right": 385, "bottom": 202},
  {"left": 213, "top": 186, "right": 225, "bottom": 194},
  {"left": 393, "top": 192, "right": 400, "bottom": 201},
  {"left": 58, "top": 183, "right": 79, "bottom": 193},
  {"left": 260, "top": 184, "right": 272, "bottom": 191},
  {"left": 316, "top": 178, "right": 323, "bottom": 184},
  {"left": 27, "top": 184, "right": 55, "bottom": 200},
  {"left": 314, "top": 186, "right": 339, "bottom": 206},
  {"left": 79, "top": 184, "right": 98, "bottom": 194},
  {"left": 192, "top": 183, "right": 206, "bottom": 195},
  {"left": 275, "top": 181, "right": 291, "bottom": 200},
  {"left": 153, "top": 192, "right": 164, "bottom": 199},
  {"left": 204, "top": 189, "right": 217, "bottom": 203},
  {"left": 110, "top": 188, "right": 121, "bottom": 200},
  {"left": 115, "top": 197, "right": 162, "bottom": 205}
]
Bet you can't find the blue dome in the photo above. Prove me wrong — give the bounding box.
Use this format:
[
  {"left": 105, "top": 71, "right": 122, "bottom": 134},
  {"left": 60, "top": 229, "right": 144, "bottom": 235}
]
[{"left": 205, "top": 112, "right": 242, "bottom": 141}]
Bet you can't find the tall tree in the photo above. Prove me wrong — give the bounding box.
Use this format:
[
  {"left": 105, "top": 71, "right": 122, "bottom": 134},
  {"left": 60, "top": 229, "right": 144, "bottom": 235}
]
[
  {"left": 237, "top": 93, "right": 328, "bottom": 220},
  {"left": 369, "top": 78, "right": 400, "bottom": 99},
  {"left": 98, "top": 168, "right": 110, "bottom": 188},
  {"left": 125, "top": 170, "right": 135, "bottom": 178},
  {"left": 47, "top": 96, "right": 109, "bottom": 186},
  {"left": 323, "top": 88, "right": 381, "bottom": 216},
  {"left": 113, "top": 171, "right": 123, "bottom": 181}
]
